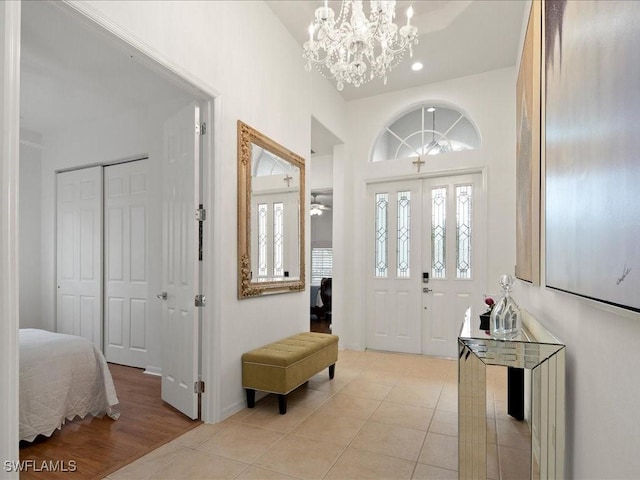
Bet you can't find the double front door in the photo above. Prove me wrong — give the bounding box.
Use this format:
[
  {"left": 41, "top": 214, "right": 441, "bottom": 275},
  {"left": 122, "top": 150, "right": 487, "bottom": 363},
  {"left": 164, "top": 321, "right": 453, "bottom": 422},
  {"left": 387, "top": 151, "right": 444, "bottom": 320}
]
[{"left": 366, "top": 174, "right": 486, "bottom": 358}]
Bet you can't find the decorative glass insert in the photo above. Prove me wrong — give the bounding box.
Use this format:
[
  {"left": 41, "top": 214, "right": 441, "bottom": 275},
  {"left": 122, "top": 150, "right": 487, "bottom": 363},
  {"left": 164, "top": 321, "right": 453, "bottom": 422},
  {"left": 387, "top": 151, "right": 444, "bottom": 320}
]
[
  {"left": 456, "top": 185, "right": 472, "bottom": 279},
  {"left": 273, "top": 202, "right": 284, "bottom": 276},
  {"left": 371, "top": 105, "right": 481, "bottom": 162},
  {"left": 431, "top": 187, "right": 447, "bottom": 279},
  {"left": 375, "top": 193, "right": 389, "bottom": 277},
  {"left": 257, "top": 203, "right": 268, "bottom": 277},
  {"left": 397, "top": 191, "right": 411, "bottom": 278}
]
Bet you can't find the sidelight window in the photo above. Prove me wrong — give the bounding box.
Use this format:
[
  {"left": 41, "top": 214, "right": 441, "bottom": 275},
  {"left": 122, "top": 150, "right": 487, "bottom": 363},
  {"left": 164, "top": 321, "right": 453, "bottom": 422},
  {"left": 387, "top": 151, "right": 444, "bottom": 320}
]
[
  {"left": 456, "top": 185, "right": 472, "bottom": 279},
  {"left": 431, "top": 187, "right": 447, "bottom": 279},
  {"left": 375, "top": 193, "right": 389, "bottom": 277}
]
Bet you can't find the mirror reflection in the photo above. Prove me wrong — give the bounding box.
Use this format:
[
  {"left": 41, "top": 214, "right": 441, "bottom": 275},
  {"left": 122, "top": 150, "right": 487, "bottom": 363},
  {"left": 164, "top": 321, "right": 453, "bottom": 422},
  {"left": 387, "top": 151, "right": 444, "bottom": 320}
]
[
  {"left": 251, "top": 145, "right": 300, "bottom": 281},
  {"left": 237, "top": 121, "right": 305, "bottom": 299}
]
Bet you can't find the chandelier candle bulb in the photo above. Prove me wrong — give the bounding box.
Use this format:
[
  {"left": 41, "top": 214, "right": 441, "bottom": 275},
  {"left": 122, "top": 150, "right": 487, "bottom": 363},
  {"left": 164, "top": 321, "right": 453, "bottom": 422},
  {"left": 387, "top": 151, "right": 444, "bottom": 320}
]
[{"left": 406, "top": 5, "right": 413, "bottom": 26}]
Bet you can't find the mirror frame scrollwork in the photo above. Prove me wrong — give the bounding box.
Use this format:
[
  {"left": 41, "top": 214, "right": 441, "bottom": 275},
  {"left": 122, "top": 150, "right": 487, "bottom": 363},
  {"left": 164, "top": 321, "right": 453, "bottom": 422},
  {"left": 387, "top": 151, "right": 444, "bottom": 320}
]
[{"left": 237, "top": 120, "right": 306, "bottom": 299}]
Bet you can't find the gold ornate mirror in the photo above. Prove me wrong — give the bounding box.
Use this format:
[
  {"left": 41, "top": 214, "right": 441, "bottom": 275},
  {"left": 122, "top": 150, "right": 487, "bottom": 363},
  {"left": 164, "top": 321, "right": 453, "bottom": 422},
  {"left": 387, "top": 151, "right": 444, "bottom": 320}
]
[{"left": 237, "top": 121, "right": 305, "bottom": 299}]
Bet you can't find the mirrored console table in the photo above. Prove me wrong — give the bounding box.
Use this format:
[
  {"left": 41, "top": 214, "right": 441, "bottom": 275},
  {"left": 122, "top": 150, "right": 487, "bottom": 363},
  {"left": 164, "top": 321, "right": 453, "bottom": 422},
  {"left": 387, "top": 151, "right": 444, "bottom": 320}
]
[{"left": 458, "top": 308, "right": 565, "bottom": 479}]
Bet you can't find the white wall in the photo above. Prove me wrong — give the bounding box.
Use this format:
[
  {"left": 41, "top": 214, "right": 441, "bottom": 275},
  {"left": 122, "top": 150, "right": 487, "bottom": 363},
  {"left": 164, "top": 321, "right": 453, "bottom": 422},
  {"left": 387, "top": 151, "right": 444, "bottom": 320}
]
[
  {"left": 310, "top": 154, "right": 333, "bottom": 191},
  {"left": 311, "top": 211, "right": 332, "bottom": 249},
  {"left": 76, "top": 0, "right": 315, "bottom": 420},
  {"left": 336, "top": 67, "right": 516, "bottom": 350},
  {"left": 510, "top": 2, "right": 640, "bottom": 477},
  {"left": 311, "top": 70, "right": 348, "bottom": 145},
  {"left": 310, "top": 154, "right": 333, "bottom": 249},
  {"left": 515, "top": 283, "right": 640, "bottom": 478},
  {"left": 19, "top": 130, "right": 42, "bottom": 328}
]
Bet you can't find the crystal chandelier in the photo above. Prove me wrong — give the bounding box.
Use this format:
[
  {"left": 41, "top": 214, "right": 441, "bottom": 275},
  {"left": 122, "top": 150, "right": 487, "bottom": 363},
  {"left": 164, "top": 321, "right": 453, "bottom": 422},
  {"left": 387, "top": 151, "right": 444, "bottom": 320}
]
[{"left": 303, "top": 1, "right": 419, "bottom": 91}]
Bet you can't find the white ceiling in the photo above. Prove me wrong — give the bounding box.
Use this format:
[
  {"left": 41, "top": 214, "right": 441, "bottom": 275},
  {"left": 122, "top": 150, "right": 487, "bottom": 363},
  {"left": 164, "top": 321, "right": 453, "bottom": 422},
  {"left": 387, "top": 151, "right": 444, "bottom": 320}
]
[
  {"left": 311, "top": 189, "right": 334, "bottom": 208},
  {"left": 267, "top": 0, "right": 526, "bottom": 101},
  {"left": 20, "top": 1, "right": 193, "bottom": 135},
  {"left": 20, "top": 0, "right": 525, "bottom": 158}
]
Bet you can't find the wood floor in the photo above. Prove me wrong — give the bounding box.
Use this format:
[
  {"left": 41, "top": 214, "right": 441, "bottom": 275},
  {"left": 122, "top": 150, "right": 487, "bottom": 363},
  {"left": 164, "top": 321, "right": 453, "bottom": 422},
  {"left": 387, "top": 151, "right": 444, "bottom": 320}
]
[
  {"left": 310, "top": 318, "right": 332, "bottom": 334},
  {"left": 19, "top": 363, "right": 201, "bottom": 479}
]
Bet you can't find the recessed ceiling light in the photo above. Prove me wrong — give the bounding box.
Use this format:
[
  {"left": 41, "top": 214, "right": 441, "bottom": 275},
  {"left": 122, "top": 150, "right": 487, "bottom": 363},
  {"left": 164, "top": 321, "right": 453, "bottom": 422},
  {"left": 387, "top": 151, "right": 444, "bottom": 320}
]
[
  {"left": 411, "top": 61, "right": 423, "bottom": 72},
  {"left": 427, "top": 107, "right": 436, "bottom": 112}
]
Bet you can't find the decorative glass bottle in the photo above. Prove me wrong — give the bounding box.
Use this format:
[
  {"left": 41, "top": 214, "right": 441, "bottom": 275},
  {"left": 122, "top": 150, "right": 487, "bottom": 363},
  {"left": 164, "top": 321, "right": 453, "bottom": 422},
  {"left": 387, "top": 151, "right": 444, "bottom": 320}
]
[{"left": 490, "top": 274, "right": 521, "bottom": 340}]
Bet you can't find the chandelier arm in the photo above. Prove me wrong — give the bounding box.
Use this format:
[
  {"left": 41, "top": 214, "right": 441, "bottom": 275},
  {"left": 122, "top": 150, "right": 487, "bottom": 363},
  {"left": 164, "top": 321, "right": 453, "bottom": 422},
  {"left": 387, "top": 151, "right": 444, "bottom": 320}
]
[
  {"left": 437, "top": 133, "right": 454, "bottom": 150},
  {"left": 424, "top": 141, "right": 440, "bottom": 156},
  {"left": 307, "top": 52, "right": 336, "bottom": 67},
  {"left": 423, "top": 132, "right": 452, "bottom": 155},
  {"left": 382, "top": 41, "right": 414, "bottom": 56},
  {"left": 336, "top": 1, "right": 349, "bottom": 25},
  {"left": 368, "top": 16, "right": 384, "bottom": 40}
]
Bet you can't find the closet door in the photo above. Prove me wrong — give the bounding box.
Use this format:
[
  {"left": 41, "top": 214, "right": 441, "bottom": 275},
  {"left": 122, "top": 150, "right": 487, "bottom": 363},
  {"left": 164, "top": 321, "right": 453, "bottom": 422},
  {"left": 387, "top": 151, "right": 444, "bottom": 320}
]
[
  {"left": 56, "top": 166, "right": 103, "bottom": 348},
  {"left": 104, "top": 159, "right": 153, "bottom": 368}
]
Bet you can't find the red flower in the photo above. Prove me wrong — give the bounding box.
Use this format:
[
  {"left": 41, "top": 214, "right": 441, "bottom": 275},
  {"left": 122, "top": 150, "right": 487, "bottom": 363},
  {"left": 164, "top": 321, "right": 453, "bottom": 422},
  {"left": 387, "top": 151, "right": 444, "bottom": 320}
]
[{"left": 485, "top": 297, "right": 494, "bottom": 307}]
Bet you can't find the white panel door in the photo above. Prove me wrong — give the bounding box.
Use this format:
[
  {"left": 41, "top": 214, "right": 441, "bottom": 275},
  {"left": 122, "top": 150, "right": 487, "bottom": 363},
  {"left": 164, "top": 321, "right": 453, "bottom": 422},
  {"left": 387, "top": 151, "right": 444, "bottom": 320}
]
[
  {"left": 421, "top": 174, "right": 485, "bottom": 357},
  {"left": 104, "top": 159, "right": 154, "bottom": 368},
  {"left": 56, "top": 166, "right": 103, "bottom": 349},
  {"left": 161, "top": 102, "right": 200, "bottom": 419},
  {"left": 366, "top": 180, "right": 422, "bottom": 354}
]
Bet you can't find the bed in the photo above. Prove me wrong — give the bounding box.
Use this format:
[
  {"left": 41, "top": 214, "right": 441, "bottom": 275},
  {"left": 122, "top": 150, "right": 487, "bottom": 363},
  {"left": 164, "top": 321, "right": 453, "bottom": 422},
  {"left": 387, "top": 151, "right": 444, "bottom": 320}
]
[{"left": 19, "top": 328, "right": 119, "bottom": 442}]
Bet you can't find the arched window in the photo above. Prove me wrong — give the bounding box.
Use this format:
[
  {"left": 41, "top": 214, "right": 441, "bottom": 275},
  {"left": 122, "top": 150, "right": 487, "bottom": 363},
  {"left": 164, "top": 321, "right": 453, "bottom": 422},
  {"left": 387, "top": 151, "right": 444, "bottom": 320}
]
[
  {"left": 252, "top": 146, "right": 296, "bottom": 177},
  {"left": 371, "top": 104, "right": 481, "bottom": 162}
]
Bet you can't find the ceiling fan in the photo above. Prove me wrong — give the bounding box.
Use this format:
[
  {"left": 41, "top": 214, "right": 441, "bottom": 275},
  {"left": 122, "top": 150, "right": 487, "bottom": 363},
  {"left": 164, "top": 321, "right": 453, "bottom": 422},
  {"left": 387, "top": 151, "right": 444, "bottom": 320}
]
[{"left": 310, "top": 193, "right": 331, "bottom": 216}]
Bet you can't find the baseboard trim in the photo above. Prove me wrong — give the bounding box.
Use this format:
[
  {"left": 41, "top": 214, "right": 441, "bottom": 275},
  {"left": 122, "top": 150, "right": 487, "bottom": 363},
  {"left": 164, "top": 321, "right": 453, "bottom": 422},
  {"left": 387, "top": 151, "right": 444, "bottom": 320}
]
[{"left": 144, "top": 366, "right": 162, "bottom": 377}]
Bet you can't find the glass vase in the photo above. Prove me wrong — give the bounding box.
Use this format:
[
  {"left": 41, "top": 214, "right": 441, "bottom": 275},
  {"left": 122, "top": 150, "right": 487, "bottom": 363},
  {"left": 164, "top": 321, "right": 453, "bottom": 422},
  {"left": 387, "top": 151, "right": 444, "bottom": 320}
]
[{"left": 490, "top": 274, "right": 521, "bottom": 340}]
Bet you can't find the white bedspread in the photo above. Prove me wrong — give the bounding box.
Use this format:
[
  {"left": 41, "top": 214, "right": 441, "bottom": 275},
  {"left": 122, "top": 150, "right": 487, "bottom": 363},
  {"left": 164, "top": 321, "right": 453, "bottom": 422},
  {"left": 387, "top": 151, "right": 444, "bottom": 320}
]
[{"left": 19, "top": 329, "right": 119, "bottom": 442}]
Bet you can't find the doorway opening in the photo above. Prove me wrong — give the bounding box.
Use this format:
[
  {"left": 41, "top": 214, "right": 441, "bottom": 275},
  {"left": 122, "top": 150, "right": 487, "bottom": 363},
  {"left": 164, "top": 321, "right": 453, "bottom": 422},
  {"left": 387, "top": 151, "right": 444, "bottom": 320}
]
[
  {"left": 310, "top": 189, "right": 333, "bottom": 334},
  {"left": 309, "top": 117, "right": 342, "bottom": 334},
  {"left": 365, "top": 172, "right": 486, "bottom": 358},
  {"left": 20, "top": 1, "right": 214, "bottom": 421}
]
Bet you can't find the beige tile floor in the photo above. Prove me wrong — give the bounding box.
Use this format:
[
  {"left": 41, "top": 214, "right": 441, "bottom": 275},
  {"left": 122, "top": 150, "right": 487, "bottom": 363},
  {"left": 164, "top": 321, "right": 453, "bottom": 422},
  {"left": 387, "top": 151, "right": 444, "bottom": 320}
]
[{"left": 106, "top": 349, "right": 531, "bottom": 480}]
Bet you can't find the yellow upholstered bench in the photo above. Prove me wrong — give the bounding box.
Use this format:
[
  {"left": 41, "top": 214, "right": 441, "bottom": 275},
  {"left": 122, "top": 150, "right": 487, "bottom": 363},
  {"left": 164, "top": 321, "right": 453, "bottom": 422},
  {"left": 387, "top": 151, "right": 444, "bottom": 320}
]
[{"left": 242, "top": 332, "right": 339, "bottom": 414}]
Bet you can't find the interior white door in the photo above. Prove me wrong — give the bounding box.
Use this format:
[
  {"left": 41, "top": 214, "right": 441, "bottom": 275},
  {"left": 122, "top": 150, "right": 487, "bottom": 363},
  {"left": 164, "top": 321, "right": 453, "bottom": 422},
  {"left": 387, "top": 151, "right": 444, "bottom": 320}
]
[
  {"left": 160, "top": 102, "right": 200, "bottom": 419},
  {"left": 104, "top": 159, "right": 154, "bottom": 368},
  {"left": 366, "top": 180, "right": 423, "bottom": 354},
  {"left": 56, "top": 166, "right": 103, "bottom": 349},
  {"left": 421, "top": 174, "right": 485, "bottom": 357}
]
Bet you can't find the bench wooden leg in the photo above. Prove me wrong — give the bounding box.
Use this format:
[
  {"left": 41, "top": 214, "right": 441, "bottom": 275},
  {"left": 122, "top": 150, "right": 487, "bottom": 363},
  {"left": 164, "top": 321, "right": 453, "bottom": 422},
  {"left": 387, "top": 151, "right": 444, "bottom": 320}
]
[
  {"left": 329, "top": 363, "right": 335, "bottom": 379},
  {"left": 278, "top": 394, "right": 287, "bottom": 415},
  {"left": 246, "top": 389, "right": 256, "bottom": 408}
]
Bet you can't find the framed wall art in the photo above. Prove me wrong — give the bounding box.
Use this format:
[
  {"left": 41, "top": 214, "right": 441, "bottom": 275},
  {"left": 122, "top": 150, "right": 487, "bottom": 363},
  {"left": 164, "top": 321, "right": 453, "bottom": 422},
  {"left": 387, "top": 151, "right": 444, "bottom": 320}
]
[
  {"left": 515, "top": 0, "right": 541, "bottom": 285},
  {"left": 545, "top": 0, "right": 640, "bottom": 311}
]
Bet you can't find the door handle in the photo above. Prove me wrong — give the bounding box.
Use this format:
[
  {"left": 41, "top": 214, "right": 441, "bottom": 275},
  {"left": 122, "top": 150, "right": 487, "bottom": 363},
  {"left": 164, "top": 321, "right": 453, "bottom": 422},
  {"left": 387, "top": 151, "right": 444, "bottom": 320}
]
[
  {"left": 157, "top": 292, "right": 168, "bottom": 300},
  {"left": 423, "top": 287, "right": 433, "bottom": 293}
]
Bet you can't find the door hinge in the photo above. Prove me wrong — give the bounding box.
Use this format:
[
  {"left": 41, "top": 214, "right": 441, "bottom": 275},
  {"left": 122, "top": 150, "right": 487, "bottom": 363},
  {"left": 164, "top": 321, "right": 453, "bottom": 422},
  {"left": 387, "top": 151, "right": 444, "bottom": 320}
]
[
  {"left": 195, "top": 208, "right": 206, "bottom": 221},
  {"left": 197, "top": 204, "right": 205, "bottom": 261},
  {"left": 195, "top": 294, "right": 206, "bottom": 307},
  {"left": 194, "top": 380, "right": 205, "bottom": 394},
  {"left": 196, "top": 122, "right": 206, "bottom": 135}
]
